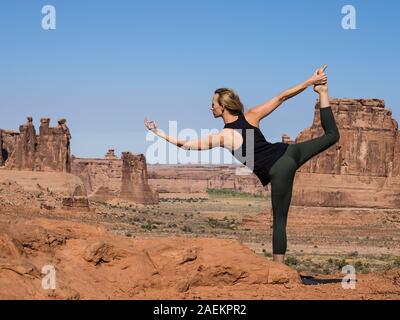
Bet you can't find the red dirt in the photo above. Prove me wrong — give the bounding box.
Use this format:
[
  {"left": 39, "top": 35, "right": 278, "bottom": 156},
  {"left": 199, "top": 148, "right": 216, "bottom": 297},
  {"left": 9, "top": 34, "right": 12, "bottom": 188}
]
[{"left": 0, "top": 216, "right": 399, "bottom": 300}]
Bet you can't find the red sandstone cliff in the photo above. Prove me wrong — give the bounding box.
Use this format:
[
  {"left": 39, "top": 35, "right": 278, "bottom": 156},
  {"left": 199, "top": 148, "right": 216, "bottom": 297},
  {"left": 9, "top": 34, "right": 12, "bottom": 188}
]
[
  {"left": 286, "top": 98, "right": 400, "bottom": 208},
  {"left": 2, "top": 117, "right": 71, "bottom": 173}
]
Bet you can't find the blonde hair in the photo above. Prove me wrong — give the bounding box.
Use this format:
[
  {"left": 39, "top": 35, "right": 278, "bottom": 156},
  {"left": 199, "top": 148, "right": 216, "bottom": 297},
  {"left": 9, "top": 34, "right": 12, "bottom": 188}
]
[{"left": 214, "top": 88, "right": 244, "bottom": 116}]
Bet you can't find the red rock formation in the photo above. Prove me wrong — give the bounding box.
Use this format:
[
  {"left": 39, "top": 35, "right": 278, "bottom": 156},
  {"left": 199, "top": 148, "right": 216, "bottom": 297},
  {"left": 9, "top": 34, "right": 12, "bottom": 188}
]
[
  {"left": 104, "top": 149, "right": 117, "bottom": 159},
  {"left": 2, "top": 117, "right": 71, "bottom": 173},
  {"left": 71, "top": 156, "right": 121, "bottom": 201},
  {"left": 2, "top": 117, "right": 37, "bottom": 170},
  {"left": 293, "top": 98, "right": 397, "bottom": 176},
  {"left": 120, "top": 152, "right": 158, "bottom": 204},
  {"left": 0, "top": 130, "right": 3, "bottom": 166},
  {"left": 0, "top": 129, "right": 19, "bottom": 166},
  {"left": 0, "top": 217, "right": 301, "bottom": 299},
  {"left": 0, "top": 117, "right": 87, "bottom": 210},
  {"left": 282, "top": 133, "right": 292, "bottom": 144},
  {"left": 34, "top": 118, "right": 71, "bottom": 172},
  {"left": 72, "top": 151, "right": 158, "bottom": 205},
  {"left": 1, "top": 117, "right": 157, "bottom": 206},
  {"left": 288, "top": 98, "right": 400, "bottom": 209},
  {"left": 2, "top": 216, "right": 400, "bottom": 299}
]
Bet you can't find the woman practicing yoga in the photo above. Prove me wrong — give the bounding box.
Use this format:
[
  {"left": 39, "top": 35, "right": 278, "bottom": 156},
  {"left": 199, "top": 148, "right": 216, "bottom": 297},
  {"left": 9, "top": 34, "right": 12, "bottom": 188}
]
[{"left": 144, "top": 64, "right": 340, "bottom": 264}]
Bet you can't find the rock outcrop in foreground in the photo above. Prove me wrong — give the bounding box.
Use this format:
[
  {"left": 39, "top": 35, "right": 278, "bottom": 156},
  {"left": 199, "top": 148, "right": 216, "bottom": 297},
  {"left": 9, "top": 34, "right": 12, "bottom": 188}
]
[
  {"left": 0, "top": 218, "right": 299, "bottom": 299},
  {"left": 1, "top": 217, "right": 399, "bottom": 300}
]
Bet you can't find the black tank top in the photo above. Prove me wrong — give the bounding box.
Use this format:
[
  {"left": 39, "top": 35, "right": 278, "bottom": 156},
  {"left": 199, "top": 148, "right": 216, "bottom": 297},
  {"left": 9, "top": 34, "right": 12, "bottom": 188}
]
[{"left": 224, "top": 112, "right": 289, "bottom": 186}]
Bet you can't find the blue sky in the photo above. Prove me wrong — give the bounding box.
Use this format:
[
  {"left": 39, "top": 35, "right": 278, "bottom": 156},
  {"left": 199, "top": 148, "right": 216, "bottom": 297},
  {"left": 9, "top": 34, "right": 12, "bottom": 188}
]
[{"left": 1, "top": 0, "right": 399, "bottom": 164}]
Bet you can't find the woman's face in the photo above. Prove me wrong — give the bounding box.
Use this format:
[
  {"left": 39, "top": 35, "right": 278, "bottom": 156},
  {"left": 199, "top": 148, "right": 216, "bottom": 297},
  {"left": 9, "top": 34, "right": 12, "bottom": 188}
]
[{"left": 211, "top": 94, "right": 224, "bottom": 117}]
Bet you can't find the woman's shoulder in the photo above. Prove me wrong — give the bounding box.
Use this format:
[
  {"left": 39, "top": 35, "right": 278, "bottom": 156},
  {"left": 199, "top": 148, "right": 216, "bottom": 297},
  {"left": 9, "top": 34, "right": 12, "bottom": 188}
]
[{"left": 243, "top": 111, "right": 260, "bottom": 129}]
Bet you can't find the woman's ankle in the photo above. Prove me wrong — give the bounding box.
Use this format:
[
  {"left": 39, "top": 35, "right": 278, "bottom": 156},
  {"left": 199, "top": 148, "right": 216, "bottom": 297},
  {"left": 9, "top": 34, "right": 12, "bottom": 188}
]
[
  {"left": 273, "top": 254, "right": 285, "bottom": 264},
  {"left": 319, "top": 91, "right": 330, "bottom": 108}
]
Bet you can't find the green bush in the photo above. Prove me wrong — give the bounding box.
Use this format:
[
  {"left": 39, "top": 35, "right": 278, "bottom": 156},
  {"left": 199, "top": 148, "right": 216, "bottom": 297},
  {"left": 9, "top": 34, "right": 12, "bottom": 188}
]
[
  {"left": 334, "top": 259, "right": 348, "bottom": 269},
  {"left": 285, "top": 256, "right": 299, "bottom": 266},
  {"left": 207, "top": 217, "right": 236, "bottom": 230},
  {"left": 348, "top": 251, "right": 359, "bottom": 257},
  {"left": 141, "top": 221, "right": 157, "bottom": 230},
  {"left": 181, "top": 225, "right": 192, "bottom": 232},
  {"left": 393, "top": 258, "right": 400, "bottom": 267},
  {"left": 263, "top": 251, "right": 272, "bottom": 258},
  {"left": 206, "top": 188, "right": 265, "bottom": 199},
  {"left": 354, "top": 261, "right": 363, "bottom": 271}
]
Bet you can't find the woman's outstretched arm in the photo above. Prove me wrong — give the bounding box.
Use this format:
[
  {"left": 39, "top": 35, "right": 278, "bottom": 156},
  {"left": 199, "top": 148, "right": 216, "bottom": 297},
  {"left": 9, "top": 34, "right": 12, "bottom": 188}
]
[
  {"left": 143, "top": 118, "right": 183, "bottom": 146},
  {"left": 247, "top": 65, "right": 328, "bottom": 123},
  {"left": 144, "top": 118, "right": 229, "bottom": 150}
]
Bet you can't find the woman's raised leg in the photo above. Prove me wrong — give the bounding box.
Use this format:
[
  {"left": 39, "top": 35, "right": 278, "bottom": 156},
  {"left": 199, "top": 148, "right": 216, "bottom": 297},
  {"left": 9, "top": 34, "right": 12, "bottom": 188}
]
[{"left": 290, "top": 82, "right": 340, "bottom": 168}]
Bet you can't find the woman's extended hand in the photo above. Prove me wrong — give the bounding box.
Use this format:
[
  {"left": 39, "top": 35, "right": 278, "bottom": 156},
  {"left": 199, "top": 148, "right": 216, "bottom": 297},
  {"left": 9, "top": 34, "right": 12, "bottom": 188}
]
[
  {"left": 144, "top": 117, "right": 159, "bottom": 133},
  {"left": 308, "top": 64, "right": 328, "bottom": 86}
]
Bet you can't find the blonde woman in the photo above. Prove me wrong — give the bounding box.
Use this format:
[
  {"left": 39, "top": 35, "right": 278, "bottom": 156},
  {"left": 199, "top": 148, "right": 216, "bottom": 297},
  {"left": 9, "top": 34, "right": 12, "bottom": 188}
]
[{"left": 144, "top": 65, "right": 340, "bottom": 264}]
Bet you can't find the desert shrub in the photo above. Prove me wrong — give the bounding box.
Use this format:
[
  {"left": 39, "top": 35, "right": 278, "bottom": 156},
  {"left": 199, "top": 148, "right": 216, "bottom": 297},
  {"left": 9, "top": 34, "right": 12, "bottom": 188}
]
[
  {"left": 206, "top": 188, "right": 265, "bottom": 199},
  {"left": 262, "top": 250, "right": 272, "bottom": 258},
  {"left": 334, "top": 259, "right": 348, "bottom": 269},
  {"left": 207, "top": 217, "right": 236, "bottom": 230},
  {"left": 285, "top": 256, "right": 299, "bottom": 266},
  {"left": 393, "top": 257, "right": 400, "bottom": 267},
  {"left": 181, "top": 225, "right": 192, "bottom": 232},
  {"left": 347, "top": 251, "right": 359, "bottom": 257},
  {"left": 141, "top": 221, "right": 157, "bottom": 230}
]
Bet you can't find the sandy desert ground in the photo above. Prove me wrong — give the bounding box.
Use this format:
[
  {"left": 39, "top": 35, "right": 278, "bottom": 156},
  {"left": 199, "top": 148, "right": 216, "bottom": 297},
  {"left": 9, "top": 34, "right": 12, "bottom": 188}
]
[{"left": 1, "top": 189, "right": 399, "bottom": 300}]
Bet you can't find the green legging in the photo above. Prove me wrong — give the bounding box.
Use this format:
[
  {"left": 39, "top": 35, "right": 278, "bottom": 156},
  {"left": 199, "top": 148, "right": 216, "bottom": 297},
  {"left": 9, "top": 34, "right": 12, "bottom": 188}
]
[{"left": 268, "top": 106, "right": 340, "bottom": 255}]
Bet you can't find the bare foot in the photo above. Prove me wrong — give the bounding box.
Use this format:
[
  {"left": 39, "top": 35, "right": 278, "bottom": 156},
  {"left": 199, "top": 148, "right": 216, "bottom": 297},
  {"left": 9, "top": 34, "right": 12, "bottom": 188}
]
[
  {"left": 313, "top": 83, "right": 328, "bottom": 94},
  {"left": 313, "top": 64, "right": 328, "bottom": 94}
]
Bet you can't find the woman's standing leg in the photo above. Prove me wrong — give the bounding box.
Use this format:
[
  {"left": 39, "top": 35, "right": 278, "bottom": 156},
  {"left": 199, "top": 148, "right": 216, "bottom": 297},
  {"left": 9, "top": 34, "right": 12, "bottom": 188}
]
[
  {"left": 267, "top": 82, "right": 339, "bottom": 264},
  {"left": 268, "top": 152, "right": 298, "bottom": 263}
]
